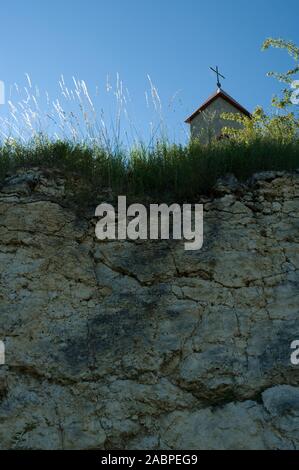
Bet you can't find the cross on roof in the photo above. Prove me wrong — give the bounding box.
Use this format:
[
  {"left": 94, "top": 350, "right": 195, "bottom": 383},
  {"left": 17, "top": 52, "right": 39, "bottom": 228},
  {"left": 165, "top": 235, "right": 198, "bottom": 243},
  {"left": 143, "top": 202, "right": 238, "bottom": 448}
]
[{"left": 210, "top": 66, "right": 225, "bottom": 89}]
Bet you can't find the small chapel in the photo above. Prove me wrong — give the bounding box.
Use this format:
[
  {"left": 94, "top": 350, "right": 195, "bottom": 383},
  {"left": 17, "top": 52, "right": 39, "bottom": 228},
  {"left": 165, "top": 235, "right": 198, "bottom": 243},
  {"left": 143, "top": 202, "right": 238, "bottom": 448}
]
[{"left": 185, "top": 66, "right": 251, "bottom": 143}]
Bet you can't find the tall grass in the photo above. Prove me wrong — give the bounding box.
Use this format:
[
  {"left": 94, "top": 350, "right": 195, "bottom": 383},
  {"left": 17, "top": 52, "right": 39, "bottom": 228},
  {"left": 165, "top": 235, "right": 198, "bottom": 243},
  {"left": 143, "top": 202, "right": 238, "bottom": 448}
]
[
  {"left": 0, "top": 137, "right": 298, "bottom": 205},
  {"left": 0, "top": 74, "right": 187, "bottom": 149},
  {"left": 0, "top": 75, "right": 298, "bottom": 205}
]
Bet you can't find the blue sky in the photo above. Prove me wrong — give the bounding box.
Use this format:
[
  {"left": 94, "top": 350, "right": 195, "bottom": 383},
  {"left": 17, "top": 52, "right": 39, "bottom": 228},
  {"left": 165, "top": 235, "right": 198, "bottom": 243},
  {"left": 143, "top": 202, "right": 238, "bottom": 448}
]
[{"left": 0, "top": 0, "right": 298, "bottom": 144}]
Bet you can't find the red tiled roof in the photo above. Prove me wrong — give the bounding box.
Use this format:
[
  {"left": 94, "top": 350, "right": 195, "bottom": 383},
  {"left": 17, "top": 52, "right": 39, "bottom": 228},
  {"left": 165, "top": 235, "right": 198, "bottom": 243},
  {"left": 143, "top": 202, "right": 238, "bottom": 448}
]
[{"left": 185, "top": 89, "right": 251, "bottom": 123}]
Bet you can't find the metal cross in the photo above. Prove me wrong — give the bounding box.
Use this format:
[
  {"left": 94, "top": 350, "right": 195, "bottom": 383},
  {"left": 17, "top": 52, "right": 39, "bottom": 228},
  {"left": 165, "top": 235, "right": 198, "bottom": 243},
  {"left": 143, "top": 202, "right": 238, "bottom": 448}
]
[{"left": 210, "top": 66, "right": 225, "bottom": 89}]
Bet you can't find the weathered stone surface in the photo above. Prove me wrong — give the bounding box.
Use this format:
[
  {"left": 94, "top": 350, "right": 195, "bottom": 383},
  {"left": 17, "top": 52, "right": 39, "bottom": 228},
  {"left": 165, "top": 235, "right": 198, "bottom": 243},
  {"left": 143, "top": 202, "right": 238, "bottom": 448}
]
[{"left": 0, "top": 168, "right": 299, "bottom": 449}]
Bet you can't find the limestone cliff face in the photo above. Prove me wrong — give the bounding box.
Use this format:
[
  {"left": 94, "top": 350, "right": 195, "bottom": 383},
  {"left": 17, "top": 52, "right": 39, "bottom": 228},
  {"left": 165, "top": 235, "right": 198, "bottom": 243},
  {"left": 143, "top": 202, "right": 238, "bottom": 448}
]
[{"left": 0, "top": 168, "right": 299, "bottom": 450}]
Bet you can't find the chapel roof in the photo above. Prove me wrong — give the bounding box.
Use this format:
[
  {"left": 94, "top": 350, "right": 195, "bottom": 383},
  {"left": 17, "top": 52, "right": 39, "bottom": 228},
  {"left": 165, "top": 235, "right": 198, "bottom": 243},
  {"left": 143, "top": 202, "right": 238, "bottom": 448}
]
[{"left": 185, "top": 88, "right": 251, "bottom": 123}]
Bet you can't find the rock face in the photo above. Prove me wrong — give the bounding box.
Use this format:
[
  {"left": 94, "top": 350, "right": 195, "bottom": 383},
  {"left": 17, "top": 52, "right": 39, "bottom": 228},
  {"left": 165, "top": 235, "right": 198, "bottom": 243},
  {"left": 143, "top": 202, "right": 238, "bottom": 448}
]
[{"left": 0, "top": 168, "right": 299, "bottom": 450}]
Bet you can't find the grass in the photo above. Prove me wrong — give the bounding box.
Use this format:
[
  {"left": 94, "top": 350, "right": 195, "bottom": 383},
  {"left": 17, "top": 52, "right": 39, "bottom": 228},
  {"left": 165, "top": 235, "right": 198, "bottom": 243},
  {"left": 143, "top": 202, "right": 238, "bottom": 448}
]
[
  {"left": 0, "top": 136, "right": 298, "bottom": 206},
  {"left": 0, "top": 75, "right": 298, "bottom": 206}
]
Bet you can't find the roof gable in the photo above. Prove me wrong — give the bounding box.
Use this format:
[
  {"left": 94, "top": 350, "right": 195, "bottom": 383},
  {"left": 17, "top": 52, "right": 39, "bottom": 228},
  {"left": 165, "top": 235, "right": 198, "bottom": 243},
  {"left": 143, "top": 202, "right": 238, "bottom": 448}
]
[{"left": 185, "top": 89, "right": 251, "bottom": 124}]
